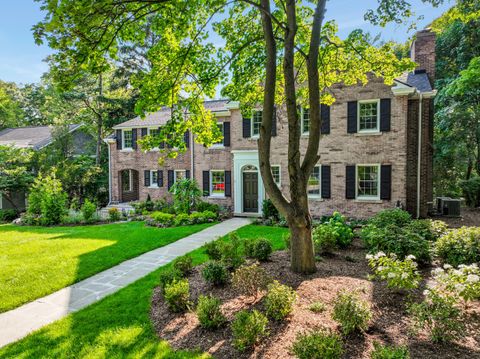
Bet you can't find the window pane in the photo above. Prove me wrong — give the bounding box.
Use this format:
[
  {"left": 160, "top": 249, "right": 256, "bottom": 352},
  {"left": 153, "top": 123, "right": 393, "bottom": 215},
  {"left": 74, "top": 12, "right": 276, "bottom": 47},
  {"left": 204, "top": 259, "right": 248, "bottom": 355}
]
[
  {"left": 271, "top": 166, "right": 280, "bottom": 185},
  {"left": 214, "top": 123, "right": 224, "bottom": 145},
  {"left": 151, "top": 171, "right": 158, "bottom": 186},
  {"left": 124, "top": 130, "right": 133, "bottom": 148},
  {"left": 175, "top": 170, "right": 185, "bottom": 182},
  {"left": 122, "top": 170, "right": 131, "bottom": 191},
  {"left": 357, "top": 166, "right": 379, "bottom": 197},
  {"left": 211, "top": 171, "right": 225, "bottom": 195},
  {"left": 149, "top": 128, "right": 160, "bottom": 138},
  {"left": 308, "top": 166, "right": 320, "bottom": 196},
  {"left": 302, "top": 108, "right": 310, "bottom": 133},
  {"left": 359, "top": 102, "right": 378, "bottom": 131},
  {"left": 252, "top": 111, "right": 262, "bottom": 136}
]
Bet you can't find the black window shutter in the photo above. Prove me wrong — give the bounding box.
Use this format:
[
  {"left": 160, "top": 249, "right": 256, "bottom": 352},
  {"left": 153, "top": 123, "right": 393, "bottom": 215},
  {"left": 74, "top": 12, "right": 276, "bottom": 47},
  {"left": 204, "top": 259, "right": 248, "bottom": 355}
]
[
  {"left": 380, "top": 165, "right": 392, "bottom": 200},
  {"left": 321, "top": 165, "right": 331, "bottom": 198},
  {"left": 223, "top": 122, "right": 231, "bottom": 146},
  {"left": 346, "top": 165, "right": 356, "bottom": 199},
  {"left": 202, "top": 171, "right": 210, "bottom": 196},
  {"left": 141, "top": 128, "right": 148, "bottom": 137},
  {"left": 347, "top": 101, "right": 358, "bottom": 133},
  {"left": 116, "top": 129, "right": 122, "bottom": 149},
  {"left": 242, "top": 117, "right": 251, "bottom": 138},
  {"left": 320, "top": 104, "right": 330, "bottom": 134},
  {"left": 271, "top": 106, "right": 277, "bottom": 136},
  {"left": 132, "top": 128, "right": 138, "bottom": 149},
  {"left": 159, "top": 127, "right": 165, "bottom": 149},
  {"left": 225, "top": 171, "right": 232, "bottom": 197},
  {"left": 158, "top": 170, "right": 163, "bottom": 187},
  {"left": 167, "top": 170, "right": 174, "bottom": 189},
  {"left": 144, "top": 170, "right": 150, "bottom": 187},
  {"left": 184, "top": 130, "right": 190, "bottom": 148},
  {"left": 380, "top": 98, "right": 391, "bottom": 132},
  {"left": 186, "top": 170, "right": 191, "bottom": 179}
]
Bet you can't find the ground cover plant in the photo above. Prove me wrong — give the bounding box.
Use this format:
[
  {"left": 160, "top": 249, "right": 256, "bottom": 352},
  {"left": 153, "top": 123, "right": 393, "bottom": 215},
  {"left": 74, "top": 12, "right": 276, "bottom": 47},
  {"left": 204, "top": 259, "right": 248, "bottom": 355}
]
[{"left": 0, "top": 221, "right": 213, "bottom": 312}]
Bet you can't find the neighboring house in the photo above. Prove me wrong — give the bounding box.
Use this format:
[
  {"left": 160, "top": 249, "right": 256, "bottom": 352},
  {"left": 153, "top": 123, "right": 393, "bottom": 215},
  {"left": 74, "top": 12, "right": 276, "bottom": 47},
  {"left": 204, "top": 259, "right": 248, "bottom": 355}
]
[
  {"left": 105, "top": 29, "right": 436, "bottom": 219},
  {"left": 0, "top": 124, "right": 94, "bottom": 210}
]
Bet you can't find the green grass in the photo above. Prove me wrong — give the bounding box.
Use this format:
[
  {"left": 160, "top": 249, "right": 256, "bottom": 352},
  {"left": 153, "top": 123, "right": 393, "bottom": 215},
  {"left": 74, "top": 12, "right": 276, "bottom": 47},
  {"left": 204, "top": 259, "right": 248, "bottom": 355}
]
[
  {"left": 0, "top": 221, "right": 213, "bottom": 312},
  {"left": 0, "top": 224, "right": 288, "bottom": 359}
]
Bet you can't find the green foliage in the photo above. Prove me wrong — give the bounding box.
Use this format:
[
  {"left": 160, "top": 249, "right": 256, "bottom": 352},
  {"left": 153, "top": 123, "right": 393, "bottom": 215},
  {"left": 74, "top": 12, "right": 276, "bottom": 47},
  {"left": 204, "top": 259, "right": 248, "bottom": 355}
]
[
  {"left": 429, "top": 220, "right": 449, "bottom": 240},
  {"left": 459, "top": 176, "right": 480, "bottom": 207},
  {"left": 203, "top": 241, "right": 222, "bottom": 260},
  {"left": 81, "top": 199, "right": 97, "bottom": 223},
  {"left": 368, "top": 209, "right": 412, "bottom": 228},
  {"left": 158, "top": 268, "right": 183, "bottom": 293},
  {"left": 174, "top": 213, "right": 190, "bottom": 226},
  {"left": 232, "top": 263, "right": 271, "bottom": 297},
  {"left": 313, "top": 212, "right": 353, "bottom": 254},
  {"left": 244, "top": 238, "right": 273, "bottom": 261},
  {"left": 409, "top": 288, "right": 464, "bottom": 343},
  {"left": 26, "top": 172, "right": 68, "bottom": 226},
  {"left": 432, "top": 264, "right": 480, "bottom": 302},
  {"left": 0, "top": 145, "right": 34, "bottom": 204},
  {"left": 0, "top": 209, "right": 18, "bottom": 222},
  {"left": 173, "top": 255, "right": 193, "bottom": 276},
  {"left": 169, "top": 179, "right": 202, "bottom": 214},
  {"left": 196, "top": 295, "right": 226, "bottom": 329},
  {"left": 264, "top": 280, "right": 296, "bottom": 320},
  {"left": 371, "top": 342, "right": 410, "bottom": 359},
  {"left": 435, "top": 226, "right": 480, "bottom": 266},
  {"left": 308, "top": 301, "right": 326, "bottom": 313},
  {"left": 332, "top": 291, "right": 372, "bottom": 335},
  {"left": 149, "top": 212, "right": 175, "bottom": 227},
  {"left": 163, "top": 278, "right": 190, "bottom": 313},
  {"left": 220, "top": 232, "right": 245, "bottom": 270},
  {"left": 196, "top": 200, "right": 220, "bottom": 215},
  {"left": 262, "top": 199, "right": 279, "bottom": 220},
  {"left": 108, "top": 207, "right": 121, "bottom": 222},
  {"left": 231, "top": 310, "right": 269, "bottom": 351},
  {"left": 291, "top": 329, "right": 343, "bottom": 359},
  {"left": 367, "top": 252, "right": 421, "bottom": 291},
  {"left": 149, "top": 210, "right": 217, "bottom": 228},
  {"left": 201, "top": 261, "right": 229, "bottom": 286}
]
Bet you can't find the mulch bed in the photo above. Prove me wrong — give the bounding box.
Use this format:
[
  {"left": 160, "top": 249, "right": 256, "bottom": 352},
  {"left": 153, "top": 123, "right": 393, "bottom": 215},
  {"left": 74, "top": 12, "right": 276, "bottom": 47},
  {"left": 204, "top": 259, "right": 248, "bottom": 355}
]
[
  {"left": 437, "top": 208, "right": 480, "bottom": 228},
  {"left": 150, "top": 239, "right": 480, "bottom": 359}
]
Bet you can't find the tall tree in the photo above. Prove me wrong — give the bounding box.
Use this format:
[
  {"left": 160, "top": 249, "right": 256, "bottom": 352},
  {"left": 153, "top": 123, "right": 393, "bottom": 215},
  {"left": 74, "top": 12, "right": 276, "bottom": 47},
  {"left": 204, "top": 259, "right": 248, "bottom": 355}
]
[
  {"left": 0, "top": 81, "right": 24, "bottom": 129},
  {"left": 35, "top": 0, "right": 437, "bottom": 273}
]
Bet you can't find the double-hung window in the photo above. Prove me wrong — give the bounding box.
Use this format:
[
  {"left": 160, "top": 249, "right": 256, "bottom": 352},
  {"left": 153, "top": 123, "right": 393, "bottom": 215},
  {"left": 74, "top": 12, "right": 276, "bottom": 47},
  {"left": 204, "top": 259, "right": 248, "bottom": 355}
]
[
  {"left": 252, "top": 110, "right": 262, "bottom": 137},
  {"left": 121, "top": 170, "right": 132, "bottom": 192},
  {"left": 308, "top": 166, "right": 321, "bottom": 198},
  {"left": 358, "top": 100, "right": 380, "bottom": 132},
  {"left": 148, "top": 128, "right": 160, "bottom": 138},
  {"left": 301, "top": 108, "right": 310, "bottom": 135},
  {"left": 150, "top": 170, "right": 158, "bottom": 187},
  {"left": 356, "top": 165, "right": 380, "bottom": 199},
  {"left": 271, "top": 165, "right": 281, "bottom": 187},
  {"left": 212, "top": 122, "right": 224, "bottom": 147},
  {"left": 210, "top": 170, "right": 225, "bottom": 197},
  {"left": 123, "top": 130, "right": 133, "bottom": 149},
  {"left": 174, "top": 170, "right": 186, "bottom": 183}
]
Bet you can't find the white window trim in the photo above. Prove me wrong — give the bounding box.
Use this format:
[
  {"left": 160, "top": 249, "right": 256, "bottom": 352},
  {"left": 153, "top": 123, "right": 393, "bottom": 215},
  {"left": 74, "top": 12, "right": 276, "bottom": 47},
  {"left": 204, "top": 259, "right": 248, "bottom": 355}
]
[
  {"left": 148, "top": 170, "right": 159, "bottom": 188},
  {"left": 308, "top": 165, "right": 322, "bottom": 199},
  {"left": 121, "top": 129, "right": 133, "bottom": 150},
  {"left": 357, "top": 99, "right": 380, "bottom": 133},
  {"left": 355, "top": 164, "right": 381, "bottom": 200},
  {"left": 147, "top": 127, "right": 160, "bottom": 151},
  {"left": 301, "top": 107, "right": 310, "bottom": 136},
  {"left": 271, "top": 165, "right": 281, "bottom": 187},
  {"left": 251, "top": 110, "right": 262, "bottom": 138},
  {"left": 210, "top": 169, "right": 226, "bottom": 198},
  {"left": 174, "top": 170, "right": 186, "bottom": 183},
  {"left": 210, "top": 121, "right": 225, "bottom": 148}
]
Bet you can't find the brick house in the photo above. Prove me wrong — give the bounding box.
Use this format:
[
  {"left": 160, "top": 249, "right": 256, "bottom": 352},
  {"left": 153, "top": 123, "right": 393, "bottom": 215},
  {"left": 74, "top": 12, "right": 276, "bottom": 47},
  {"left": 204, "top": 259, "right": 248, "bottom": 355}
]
[{"left": 104, "top": 29, "right": 436, "bottom": 219}]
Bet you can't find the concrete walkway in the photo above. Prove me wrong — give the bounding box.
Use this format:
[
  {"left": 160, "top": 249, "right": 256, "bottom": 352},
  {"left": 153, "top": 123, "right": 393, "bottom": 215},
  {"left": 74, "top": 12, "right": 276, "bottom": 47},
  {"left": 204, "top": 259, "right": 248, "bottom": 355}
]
[{"left": 0, "top": 217, "right": 251, "bottom": 348}]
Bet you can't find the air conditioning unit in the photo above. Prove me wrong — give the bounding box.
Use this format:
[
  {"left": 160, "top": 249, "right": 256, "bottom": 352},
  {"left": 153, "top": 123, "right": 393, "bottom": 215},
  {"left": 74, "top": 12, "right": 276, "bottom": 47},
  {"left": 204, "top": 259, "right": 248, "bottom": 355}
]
[
  {"left": 442, "top": 199, "right": 461, "bottom": 217},
  {"left": 436, "top": 197, "right": 450, "bottom": 214}
]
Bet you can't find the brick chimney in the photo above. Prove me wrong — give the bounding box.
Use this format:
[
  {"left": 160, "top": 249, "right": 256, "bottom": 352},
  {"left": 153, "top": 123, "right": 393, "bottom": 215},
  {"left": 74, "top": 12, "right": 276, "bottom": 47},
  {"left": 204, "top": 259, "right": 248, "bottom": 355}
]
[{"left": 410, "top": 29, "right": 436, "bottom": 86}]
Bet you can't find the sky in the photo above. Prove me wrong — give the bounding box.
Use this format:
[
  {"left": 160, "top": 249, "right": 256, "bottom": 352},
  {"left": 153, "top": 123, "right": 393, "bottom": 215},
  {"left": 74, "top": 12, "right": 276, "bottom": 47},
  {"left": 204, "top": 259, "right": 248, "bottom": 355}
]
[{"left": 0, "top": 0, "right": 453, "bottom": 85}]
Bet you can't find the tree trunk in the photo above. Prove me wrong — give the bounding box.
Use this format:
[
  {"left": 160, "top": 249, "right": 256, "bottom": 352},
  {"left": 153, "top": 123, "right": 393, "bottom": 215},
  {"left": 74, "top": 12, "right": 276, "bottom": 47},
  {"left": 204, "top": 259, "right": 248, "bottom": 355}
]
[{"left": 288, "top": 214, "right": 316, "bottom": 274}]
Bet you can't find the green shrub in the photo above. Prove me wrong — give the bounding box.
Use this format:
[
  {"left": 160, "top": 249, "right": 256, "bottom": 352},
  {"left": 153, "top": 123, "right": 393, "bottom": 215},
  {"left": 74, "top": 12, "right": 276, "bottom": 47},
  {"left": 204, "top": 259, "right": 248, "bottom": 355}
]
[
  {"left": 163, "top": 278, "right": 190, "bottom": 313},
  {"left": 188, "top": 211, "right": 204, "bottom": 224},
  {"left": 196, "top": 200, "right": 220, "bottom": 214},
  {"left": 159, "top": 268, "right": 183, "bottom": 292},
  {"left": 203, "top": 241, "right": 222, "bottom": 260},
  {"left": 202, "top": 261, "right": 229, "bottom": 286},
  {"left": 332, "top": 291, "right": 372, "bottom": 335},
  {"left": 264, "top": 280, "right": 296, "bottom": 320},
  {"left": 145, "top": 194, "right": 154, "bottom": 211},
  {"left": 169, "top": 178, "right": 202, "bottom": 214},
  {"left": 196, "top": 294, "right": 226, "bottom": 329},
  {"left": 406, "top": 220, "right": 436, "bottom": 242},
  {"left": 173, "top": 255, "right": 193, "bottom": 276},
  {"left": 174, "top": 213, "right": 190, "bottom": 226},
  {"left": 313, "top": 224, "right": 339, "bottom": 254},
  {"left": 244, "top": 238, "right": 273, "bottom": 261},
  {"left": 232, "top": 263, "right": 271, "bottom": 297},
  {"left": 371, "top": 342, "right": 410, "bottom": 359},
  {"left": 220, "top": 232, "right": 245, "bottom": 270},
  {"left": 291, "top": 329, "right": 343, "bottom": 359},
  {"left": 61, "top": 211, "right": 83, "bottom": 225},
  {"left": 459, "top": 176, "right": 480, "bottom": 207},
  {"left": 431, "top": 263, "right": 480, "bottom": 302},
  {"left": 367, "top": 252, "right": 421, "bottom": 291},
  {"left": 309, "top": 301, "right": 326, "bottom": 313},
  {"left": 150, "top": 211, "right": 175, "bottom": 227},
  {"left": 108, "top": 207, "right": 121, "bottom": 222},
  {"left": 81, "top": 199, "right": 97, "bottom": 223},
  {"left": 0, "top": 209, "right": 18, "bottom": 222},
  {"left": 368, "top": 208, "right": 412, "bottom": 228},
  {"left": 408, "top": 288, "right": 464, "bottom": 343},
  {"left": 231, "top": 310, "right": 269, "bottom": 351},
  {"left": 328, "top": 211, "right": 355, "bottom": 248},
  {"left": 198, "top": 210, "right": 217, "bottom": 222},
  {"left": 262, "top": 199, "right": 280, "bottom": 220},
  {"left": 435, "top": 226, "right": 480, "bottom": 266},
  {"left": 429, "top": 220, "right": 449, "bottom": 240}
]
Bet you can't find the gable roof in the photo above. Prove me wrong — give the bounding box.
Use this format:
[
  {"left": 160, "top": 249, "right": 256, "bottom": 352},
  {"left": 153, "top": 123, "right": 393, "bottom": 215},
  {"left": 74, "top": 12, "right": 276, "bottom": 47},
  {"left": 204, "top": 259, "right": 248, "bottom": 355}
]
[
  {"left": 0, "top": 124, "right": 82, "bottom": 150},
  {"left": 395, "top": 70, "right": 433, "bottom": 92},
  {"left": 113, "top": 100, "right": 235, "bottom": 129}
]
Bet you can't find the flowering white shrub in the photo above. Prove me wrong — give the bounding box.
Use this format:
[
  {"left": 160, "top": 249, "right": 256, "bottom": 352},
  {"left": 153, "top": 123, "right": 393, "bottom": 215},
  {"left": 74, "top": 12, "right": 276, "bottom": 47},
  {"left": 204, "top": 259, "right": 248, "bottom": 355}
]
[
  {"left": 431, "top": 263, "right": 480, "bottom": 303},
  {"left": 366, "top": 252, "right": 420, "bottom": 290}
]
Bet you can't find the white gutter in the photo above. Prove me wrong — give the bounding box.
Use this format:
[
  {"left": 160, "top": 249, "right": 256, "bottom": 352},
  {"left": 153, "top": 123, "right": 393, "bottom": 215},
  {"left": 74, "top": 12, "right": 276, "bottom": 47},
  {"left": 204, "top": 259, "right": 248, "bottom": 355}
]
[{"left": 416, "top": 92, "right": 423, "bottom": 219}]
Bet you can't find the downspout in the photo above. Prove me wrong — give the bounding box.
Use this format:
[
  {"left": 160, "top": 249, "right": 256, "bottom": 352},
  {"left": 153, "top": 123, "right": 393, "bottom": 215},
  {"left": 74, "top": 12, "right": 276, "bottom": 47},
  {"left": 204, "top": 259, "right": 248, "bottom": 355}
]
[
  {"left": 190, "top": 128, "right": 195, "bottom": 181},
  {"left": 416, "top": 92, "right": 423, "bottom": 219},
  {"left": 103, "top": 139, "right": 112, "bottom": 205}
]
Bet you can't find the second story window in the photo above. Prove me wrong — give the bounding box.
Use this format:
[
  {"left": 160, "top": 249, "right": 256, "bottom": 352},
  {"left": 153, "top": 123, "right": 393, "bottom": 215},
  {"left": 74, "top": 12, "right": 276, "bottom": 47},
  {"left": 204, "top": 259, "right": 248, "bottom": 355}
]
[
  {"left": 212, "top": 122, "right": 224, "bottom": 147},
  {"left": 308, "top": 166, "right": 321, "bottom": 198},
  {"left": 271, "top": 165, "right": 281, "bottom": 187},
  {"left": 302, "top": 108, "right": 310, "bottom": 134},
  {"left": 123, "top": 130, "right": 133, "bottom": 149},
  {"left": 358, "top": 100, "right": 379, "bottom": 132},
  {"left": 252, "top": 110, "right": 262, "bottom": 137}
]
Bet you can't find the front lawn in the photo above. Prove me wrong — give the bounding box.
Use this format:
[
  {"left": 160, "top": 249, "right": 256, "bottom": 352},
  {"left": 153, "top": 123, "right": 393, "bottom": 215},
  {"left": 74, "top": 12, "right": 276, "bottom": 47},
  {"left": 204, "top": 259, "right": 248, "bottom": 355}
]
[
  {"left": 0, "top": 221, "right": 213, "bottom": 312},
  {"left": 0, "top": 225, "right": 288, "bottom": 358}
]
